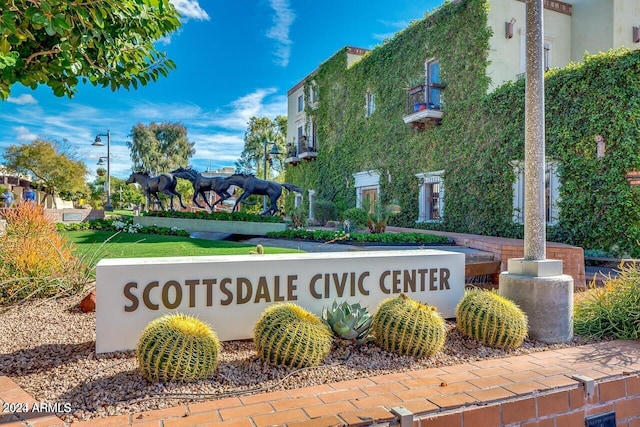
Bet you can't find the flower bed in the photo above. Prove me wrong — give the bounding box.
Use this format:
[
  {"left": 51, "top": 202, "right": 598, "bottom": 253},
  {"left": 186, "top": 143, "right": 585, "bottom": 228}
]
[{"left": 266, "top": 229, "right": 453, "bottom": 245}]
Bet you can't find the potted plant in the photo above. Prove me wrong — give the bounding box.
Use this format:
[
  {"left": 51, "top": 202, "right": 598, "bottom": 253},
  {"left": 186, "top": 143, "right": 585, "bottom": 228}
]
[{"left": 97, "top": 167, "right": 106, "bottom": 177}]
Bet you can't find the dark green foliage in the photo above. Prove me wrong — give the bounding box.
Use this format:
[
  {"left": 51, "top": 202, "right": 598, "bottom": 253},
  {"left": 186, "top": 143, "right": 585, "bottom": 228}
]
[
  {"left": 266, "top": 229, "right": 451, "bottom": 244},
  {"left": 283, "top": 0, "right": 640, "bottom": 257},
  {"left": 56, "top": 217, "right": 190, "bottom": 237},
  {"left": 313, "top": 199, "right": 338, "bottom": 226},
  {"left": 456, "top": 289, "right": 528, "bottom": 349},
  {"left": 341, "top": 207, "right": 369, "bottom": 230},
  {"left": 137, "top": 313, "right": 221, "bottom": 382},
  {"left": 372, "top": 294, "right": 447, "bottom": 358},
  {"left": 254, "top": 303, "right": 333, "bottom": 368},
  {"left": 142, "top": 210, "right": 284, "bottom": 223}
]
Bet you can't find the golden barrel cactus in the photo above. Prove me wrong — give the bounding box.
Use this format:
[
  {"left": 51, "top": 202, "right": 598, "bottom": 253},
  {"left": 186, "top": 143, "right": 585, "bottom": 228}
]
[
  {"left": 372, "top": 294, "right": 447, "bottom": 358},
  {"left": 137, "top": 313, "right": 221, "bottom": 382},
  {"left": 254, "top": 303, "right": 333, "bottom": 368},
  {"left": 456, "top": 289, "right": 528, "bottom": 349}
]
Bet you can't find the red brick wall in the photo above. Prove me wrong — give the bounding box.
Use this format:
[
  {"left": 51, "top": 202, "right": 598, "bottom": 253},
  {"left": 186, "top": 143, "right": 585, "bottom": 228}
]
[
  {"left": 425, "top": 231, "right": 586, "bottom": 290},
  {"left": 418, "top": 374, "right": 640, "bottom": 427},
  {"left": 43, "top": 208, "right": 105, "bottom": 223}
]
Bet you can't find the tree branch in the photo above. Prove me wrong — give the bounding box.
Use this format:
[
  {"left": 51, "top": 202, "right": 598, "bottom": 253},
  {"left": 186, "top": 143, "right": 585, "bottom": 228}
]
[{"left": 25, "top": 47, "right": 61, "bottom": 65}]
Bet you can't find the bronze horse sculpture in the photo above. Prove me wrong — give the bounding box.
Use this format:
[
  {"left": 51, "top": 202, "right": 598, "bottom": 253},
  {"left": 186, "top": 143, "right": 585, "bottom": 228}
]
[
  {"left": 125, "top": 171, "right": 186, "bottom": 211},
  {"left": 221, "top": 173, "right": 302, "bottom": 215},
  {"left": 171, "top": 167, "right": 233, "bottom": 211}
]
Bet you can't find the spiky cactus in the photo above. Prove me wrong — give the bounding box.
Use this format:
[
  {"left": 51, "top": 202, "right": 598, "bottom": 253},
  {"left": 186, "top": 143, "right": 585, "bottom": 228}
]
[
  {"left": 372, "top": 294, "right": 446, "bottom": 358},
  {"left": 322, "top": 300, "right": 372, "bottom": 344},
  {"left": 250, "top": 244, "right": 265, "bottom": 255},
  {"left": 137, "top": 313, "right": 221, "bottom": 382},
  {"left": 254, "top": 303, "right": 333, "bottom": 368},
  {"left": 456, "top": 289, "right": 528, "bottom": 349}
]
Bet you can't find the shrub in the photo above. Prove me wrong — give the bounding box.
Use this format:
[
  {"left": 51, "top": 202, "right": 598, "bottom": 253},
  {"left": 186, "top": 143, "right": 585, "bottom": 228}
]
[
  {"left": 265, "top": 229, "right": 451, "bottom": 244},
  {"left": 289, "top": 205, "right": 307, "bottom": 229},
  {"left": 142, "top": 209, "right": 283, "bottom": 223},
  {"left": 56, "top": 217, "right": 190, "bottom": 237},
  {"left": 456, "top": 289, "right": 528, "bottom": 349},
  {"left": 0, "top": 202, "right": 89, "bottom": 305},
  {"left": 254, "top": 303, "right": 333, "bottom": 368},
  {"left": 341, "top": 207, "right": 368, "bottom": 230},
  {"left": 372, "top": 294, "right": 446, "bottom": 358},
  {"left": 313, "top": 199, "right": 337, "bottom": 226},
  {"left": 137, "top": 313, "right": 221, "bottom": 382},
  {"left": 574, "top": 263, "right": 640, "bottom": 340}
]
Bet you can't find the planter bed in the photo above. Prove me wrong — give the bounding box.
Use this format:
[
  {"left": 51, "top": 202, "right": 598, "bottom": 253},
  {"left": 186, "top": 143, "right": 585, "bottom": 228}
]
[{"left": 133, "top": 215, "right": 287, "bottom": 236}]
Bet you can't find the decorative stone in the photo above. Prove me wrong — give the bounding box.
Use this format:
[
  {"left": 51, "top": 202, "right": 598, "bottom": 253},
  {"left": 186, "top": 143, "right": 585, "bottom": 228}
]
[{"left": 80, "top": 290, "right": 96, "bottom": 313}]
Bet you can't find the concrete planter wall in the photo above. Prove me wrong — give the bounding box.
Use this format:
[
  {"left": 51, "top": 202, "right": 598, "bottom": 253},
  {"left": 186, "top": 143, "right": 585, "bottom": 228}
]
[{"left": 133, "top": 216, "right": 287, "bottom": 236}]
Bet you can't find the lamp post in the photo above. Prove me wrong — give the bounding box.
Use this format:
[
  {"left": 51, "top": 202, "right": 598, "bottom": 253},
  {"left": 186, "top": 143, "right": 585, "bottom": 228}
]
[
  {"left": 93, "top": 130, "right": 113, "bottom": 211},
  {"left": 262, "top": 139, "right": 281, "bottom": 211}
]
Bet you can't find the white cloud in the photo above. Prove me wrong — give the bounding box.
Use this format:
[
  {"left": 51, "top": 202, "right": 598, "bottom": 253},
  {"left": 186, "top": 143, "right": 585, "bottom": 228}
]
[
  {"left": 170, "top": 0, "right": 210, "bottom": 21},
  {"left": 266, "top": 0, "right": 295, "bottom": 67},
  {"left": 6, "top": 94, "right": 37, "bottom": 105},
  {"left": 373, "top": 19, "right": 410, "bottom": 44},
  {"left": 0, "top": 86, "right": 287, "bottom": 178},
  {"left": 210, "top": 88, "right": 284, "bottom": 131},
  {"left": 13, "top": 126, "right": 39, "bottom": 143}
]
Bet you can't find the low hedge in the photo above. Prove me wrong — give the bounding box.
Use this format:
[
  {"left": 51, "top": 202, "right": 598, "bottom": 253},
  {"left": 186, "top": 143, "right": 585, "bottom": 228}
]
[
  {"left": 266, "top": 229, "right": 451, "bottom": 244},
  {"left": 142, "top": 210, "right": 284, "bottom": 223}
]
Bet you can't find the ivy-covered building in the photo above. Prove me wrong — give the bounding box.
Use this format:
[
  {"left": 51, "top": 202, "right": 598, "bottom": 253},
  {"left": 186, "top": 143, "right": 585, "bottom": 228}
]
[{"left": 284, "top": 0, "right": 640, "bottom": 257}]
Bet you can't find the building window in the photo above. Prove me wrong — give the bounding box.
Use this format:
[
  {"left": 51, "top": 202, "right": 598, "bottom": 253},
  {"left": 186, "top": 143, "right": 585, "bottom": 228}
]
[
  {"left": 544, "top": 40, "right": 552, "bottom": 71},
  {"left": 297, "top": 94, "right": 304, "bottom": 112},
  {"left": 416, "top": 171, "right": 444, "bottom": 222},
  {"left": 365, "top": 91, "right": 375, "bottom": 117},
  {"left": 427, "top": 59, "right": 442, "bottom": 110},
  {"left": 511, "top": 161, "right": 560, "bottom": 224},
  {"left": 309, "top": 82, "right": 319, "bottom": 104},
  {"left": 354, "top": 171, "right": 380, "bottom": 211}
]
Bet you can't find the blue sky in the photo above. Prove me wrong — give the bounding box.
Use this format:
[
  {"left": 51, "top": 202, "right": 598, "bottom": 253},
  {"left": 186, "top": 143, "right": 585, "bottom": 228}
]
[{"left": 0, "top": 0, "right": 442, "bottom": 179}]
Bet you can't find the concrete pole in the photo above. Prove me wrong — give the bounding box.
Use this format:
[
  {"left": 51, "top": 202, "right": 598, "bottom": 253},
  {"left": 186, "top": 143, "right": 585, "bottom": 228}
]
[
  {"left": 499, "top": 0, "right": 573, "bottom": 343},
  {"left": 524, "top": 0, "right": 545, "bottom": 261}
]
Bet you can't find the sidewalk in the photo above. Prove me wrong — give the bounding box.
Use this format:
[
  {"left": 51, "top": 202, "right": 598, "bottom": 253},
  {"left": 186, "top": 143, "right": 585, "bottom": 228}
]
[{"left": 1, "top": 340, "right": 639, "bottom": 426}]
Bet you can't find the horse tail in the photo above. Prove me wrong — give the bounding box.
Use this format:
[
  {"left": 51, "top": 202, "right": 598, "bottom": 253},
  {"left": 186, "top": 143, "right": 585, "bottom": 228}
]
[{"left": 282, "top": 183, "right": 303, "bottom": 194}]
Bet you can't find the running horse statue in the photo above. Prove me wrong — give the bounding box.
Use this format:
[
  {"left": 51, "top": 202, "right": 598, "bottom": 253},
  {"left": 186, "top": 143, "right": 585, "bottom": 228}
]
[
  {"left": 221, "top": 173, "right": 303, "bottom": 216},
  {"left": 125, "top": 171, "right": 186, "bottom": 211},
  {"left": 171, "top": 167, "right": 233, "bottom": 211}
]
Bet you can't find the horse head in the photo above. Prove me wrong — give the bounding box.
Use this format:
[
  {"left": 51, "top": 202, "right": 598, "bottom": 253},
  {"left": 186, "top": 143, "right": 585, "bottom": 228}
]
[{"left": 125, "top": 172, "right": 136, "bottom": 184}]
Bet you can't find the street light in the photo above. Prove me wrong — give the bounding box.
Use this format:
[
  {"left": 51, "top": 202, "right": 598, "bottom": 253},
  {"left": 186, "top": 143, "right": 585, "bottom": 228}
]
[
  {"left": 263, "top": 139, "right": 281, "bottom": 210},
  {"left": 92, "top": 130, "right": 114, "bottom": 211}
]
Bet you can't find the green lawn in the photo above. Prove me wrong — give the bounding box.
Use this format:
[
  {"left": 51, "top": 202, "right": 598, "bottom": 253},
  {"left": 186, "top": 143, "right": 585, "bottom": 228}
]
[
  {"left": 106, "top": 209, "right": 134, "bottom": 217},
  {"left": 64, "top": 231, "right": 303, "bottom": 266}
]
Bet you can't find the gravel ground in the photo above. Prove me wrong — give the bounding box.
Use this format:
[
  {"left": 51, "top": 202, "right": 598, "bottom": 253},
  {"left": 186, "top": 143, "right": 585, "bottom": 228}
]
[{"left": 0, "top": 292, "right": 592, "bottom": 424}]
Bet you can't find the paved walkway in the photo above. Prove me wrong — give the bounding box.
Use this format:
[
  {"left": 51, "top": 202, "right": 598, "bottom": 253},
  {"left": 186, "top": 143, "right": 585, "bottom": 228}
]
[{"left": 1, "top": 340, "right": 639, "bottom": 426}]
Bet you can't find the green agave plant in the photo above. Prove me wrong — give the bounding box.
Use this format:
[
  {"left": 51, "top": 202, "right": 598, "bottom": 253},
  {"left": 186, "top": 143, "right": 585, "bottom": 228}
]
[{"left": 322, "top": 300, "right": 373, "bottom": 344}]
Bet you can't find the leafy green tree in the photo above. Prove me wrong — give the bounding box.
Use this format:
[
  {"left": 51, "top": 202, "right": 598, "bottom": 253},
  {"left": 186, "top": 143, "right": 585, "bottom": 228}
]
[
  {"left": 236, "top": 116, "right": 287, "bottom": 178},
  {"left": 91, "top": 176, "right": 144, "bottom": 209},
  {"left": 127, "top": 122, "right": 195, "bottom": 174},
  {"left": 3, "top": 139, "right": 88, "bottom": 207},
  {"left": 0, "top": 0, "right": 181, "bottom": 100}
]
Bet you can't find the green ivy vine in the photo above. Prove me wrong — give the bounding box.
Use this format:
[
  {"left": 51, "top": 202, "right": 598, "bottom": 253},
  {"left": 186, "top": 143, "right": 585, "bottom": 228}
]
[{"left": 284, "top": 0, "right": 640, "bottom": 257}]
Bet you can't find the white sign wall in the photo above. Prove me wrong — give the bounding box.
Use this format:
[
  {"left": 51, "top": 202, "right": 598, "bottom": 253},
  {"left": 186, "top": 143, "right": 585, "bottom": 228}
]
[{"left": 95, "top": 249, "right": 465, "bottom": 353}]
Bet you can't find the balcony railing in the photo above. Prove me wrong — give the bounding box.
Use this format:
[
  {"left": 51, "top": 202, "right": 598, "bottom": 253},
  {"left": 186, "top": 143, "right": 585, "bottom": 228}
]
[
  {"left": 403, "top": 84, "right": 443, "bottom": 129},
  {"left": 285, "top": 138, "right": 318, "bottom": 165}
]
